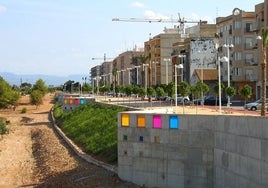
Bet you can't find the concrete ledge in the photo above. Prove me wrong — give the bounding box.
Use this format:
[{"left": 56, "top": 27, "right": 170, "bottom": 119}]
[{"left": 50, "top": 109, "right": 117, "bottom": 174}]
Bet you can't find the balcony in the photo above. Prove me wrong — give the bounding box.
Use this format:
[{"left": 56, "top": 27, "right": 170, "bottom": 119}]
[
  {"left": 245, "top": 74, "right": 257, "bottom": 81},
  {"left": 245, "top": 59, "right": 258, "bottom": 66}
]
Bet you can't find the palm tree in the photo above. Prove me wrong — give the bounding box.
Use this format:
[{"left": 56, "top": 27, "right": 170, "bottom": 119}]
[{"left": 260, "top": 27, "right": 268, "bottom": 116}]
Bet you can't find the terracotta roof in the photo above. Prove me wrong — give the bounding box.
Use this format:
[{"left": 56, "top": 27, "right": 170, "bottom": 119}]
[{"left": 195, "top": 69, "right": 218, "bottom": 81}]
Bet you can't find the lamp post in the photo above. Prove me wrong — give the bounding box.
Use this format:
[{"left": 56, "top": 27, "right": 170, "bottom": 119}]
[
  {"left": 134, "top": 66, "right": 140, "bottom": 85},
  {"left": 218, "top": 56, "right": 222, "bottom": 114},
  {"left": 178, "top": 55, "right": 186, "bottom": 82},
  {"left": 175, "top": 64, "right": 184, "bottom": 107},
  {"left": 94, "top": 76, "right": 101, "bottom": 95},
  {"left": 152, "top": 61, "right": 159, "bottom": 85},
  {"left": 221, "top": 44, "right": 233, "bottom": 108},
  {"left": 117, "top": 70, "right": 121, "bottom": 86},
  {"left": 143, "top": 64, "right": 149, "bottom": 96},
  {"left": 127, "top": 68, "right": 132, "bottom": 85},
  {"left": 164, "top": 58, "right": 171, "bottom": 85},
  {"left": 121, "top": 69, "right": 126, "bottom": 86}
]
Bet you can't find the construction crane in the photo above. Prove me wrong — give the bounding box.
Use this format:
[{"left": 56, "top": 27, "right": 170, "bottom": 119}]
[
  {"left": 112, "top": 13, "right": 207, "bottom": 33},
  {"left": 91, "top": 53, "right": 113, "bottom": 62}
]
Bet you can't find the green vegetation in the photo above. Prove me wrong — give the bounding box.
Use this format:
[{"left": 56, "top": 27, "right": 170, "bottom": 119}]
[
  {"left": 30, "top": 79, "right": 48, "bottom": 108},
  {"left": 21, "top": 107, "right": 27, "bottom": 114},
  {"left": 239, "top": 84, "right": 253, "bottom": 107},
  {"left": 0, "top": 118, "right": 8, "bottom": 136},
  {"left": 54, "top": 103, "right": 128, "bottom": 164},
  {"left": 0, "top": 76, "right": 20, "bottom": 109}
]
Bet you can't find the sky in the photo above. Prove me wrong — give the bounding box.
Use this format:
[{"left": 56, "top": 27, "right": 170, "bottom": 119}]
[{"left": 0, "top": 0, "right": 264, "bottom": 78}]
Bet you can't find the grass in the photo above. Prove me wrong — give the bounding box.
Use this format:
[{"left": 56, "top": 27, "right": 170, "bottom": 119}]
[{"left": 53, "top": 102, "right": 128, "bottom": 164}]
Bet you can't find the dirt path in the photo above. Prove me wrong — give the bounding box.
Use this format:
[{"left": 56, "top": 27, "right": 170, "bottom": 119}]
[{"left": 0, "top": 94, "right": 138, "bottom": 188}]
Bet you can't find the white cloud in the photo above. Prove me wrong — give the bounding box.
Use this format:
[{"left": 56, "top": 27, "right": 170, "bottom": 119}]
[
  {"left": 144, "top": 10, "right": 169, "bottom": 19},
  {"left": 0, "top": 4, "right": 7, "bottom": 14},
  {"left": 130, "top": 2, "right": 144, "bottom": 8}
]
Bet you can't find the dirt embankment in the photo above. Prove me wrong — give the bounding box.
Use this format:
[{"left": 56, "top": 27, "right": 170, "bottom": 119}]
[{"left": 0, "top": 94, "right": 138, "bottom": 188}]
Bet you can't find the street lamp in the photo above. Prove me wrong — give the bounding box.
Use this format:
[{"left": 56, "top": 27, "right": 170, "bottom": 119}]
[
  {"left": 117, "top": 70, "right": 121, "bottom": 86},
  {"left": 143, "top": 64, "right": 149, "bottom": 96},
  {"left": 164, "top": 58, "right": 171, "bottom": 85},
  {"left": 257, "top": 35, "right": 267, "bottom": 116},
  {"left": 94, "top": 76, "right": 101, "bottom": 95},
  {"left": 134, "top": 66, "right": 140, "bottom": 85},
  {"left": 221, "top": 44, "right": 234, "bottom": 108},
  {"left": 121, "top": 69, "right": 126, "bottom": 86},
  {"left": 152, "top": 61, "right": 159, "bottom": 85},
  {"left": 127, "top": 68, "right": 133, "bottom": 85},
  {"left": 217, "top": 56, "right": 222, "bottom": 114},
  {"left": 178, "top": 55, "right": 185, "bottom": 82},
  {"left": 175, "top": 64, "right": 184, "bottom": 107}
]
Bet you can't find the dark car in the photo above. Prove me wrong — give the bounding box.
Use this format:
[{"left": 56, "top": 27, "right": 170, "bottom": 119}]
[{"left": 203, "top": 96, "right": 227, "bottom": 106}]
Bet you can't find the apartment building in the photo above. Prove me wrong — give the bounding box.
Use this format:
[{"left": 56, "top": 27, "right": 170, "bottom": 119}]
[
  {"left": 144, "top": 26, "right": 185, "bottom": 86},
  {"left": 216, "top": 7, "right": 262, "bottom": 100},
  {"left": 172, "top": 23, "right": 217, "bottom": 87},
  {"left": 90, "top": 49, "right": 143, "bottom": 91},
  {"left": 253, "top": 0, "right": 268, "bottom": 99}
]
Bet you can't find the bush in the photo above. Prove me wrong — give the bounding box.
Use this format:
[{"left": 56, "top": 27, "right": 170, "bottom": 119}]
[
  {"left": 21, "top": 107, "right": 27, "bottom": 114},
  {"left": 0, "top": 120, "right": 8, "bottom": 135}
]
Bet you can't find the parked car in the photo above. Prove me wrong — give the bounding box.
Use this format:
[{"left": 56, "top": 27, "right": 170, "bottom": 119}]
[
  {"left": 203, "top": 95, "right": 227, "bottom": 106},
  {"left": 171, "top": 95, "right": 190, "bottom": 103},
  {"left": 244, "top": 98, "right": 268, "bottom": 111}
]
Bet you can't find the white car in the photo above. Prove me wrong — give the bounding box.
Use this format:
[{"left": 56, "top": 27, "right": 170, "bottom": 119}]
[{"left": 244, "top": 98, "right": 268, "bottom": 111}]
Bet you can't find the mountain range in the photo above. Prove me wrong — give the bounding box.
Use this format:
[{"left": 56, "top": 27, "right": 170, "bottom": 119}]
[{"left": 0, "top": 72, "right": 88, "bottom": 87}]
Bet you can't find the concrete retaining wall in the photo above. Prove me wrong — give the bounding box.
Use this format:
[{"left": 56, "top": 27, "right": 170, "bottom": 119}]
[{"left": 117, "top": 112, "right": 268, "bottom": 188}]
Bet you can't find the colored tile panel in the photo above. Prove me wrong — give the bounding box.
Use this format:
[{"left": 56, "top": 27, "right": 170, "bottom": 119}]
[
  {"left": 153, "top": 115, "right": 162, "bottom": 129},
  {"left": 169, "top": 116, "right": 179, "bottom": 129},
  {"left": 137, "top": 114, "right": 145, "bottom": 127},
  {"left": 121, "top": 114, "right": 129, "bottom": 127}
]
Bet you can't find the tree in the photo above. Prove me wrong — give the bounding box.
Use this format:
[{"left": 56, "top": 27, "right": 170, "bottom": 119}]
[
  {"left": 196, "top": 81, "right": 209, "bottom": 100},
  {"left": 0, "top": 77, "right": 20, "bottom": 108},
  {"left": 239, "top": 84, "right": 253, "bottom": 108},
  {"left": 30, "top": 90, "right": 43, "bottom": 108},
  {"left": 260, "top": 27, "right": 268, "bottom": 116},
  {"left": 155, "top": 86, "right": 165, "bottom": 99},
  {"left": 225, "top": 86, "right": 236, "bottom": 102},
  {"left": 147, "top": 87, "right": 155, "bottom": 101},
  {"left": 138, "top": 87, "right": 146, "bottom": 100},
  {"left": 33, "top": 79, "right": 48, "bottom": 97},
  {"left": 124, "top": 85, "right": 133, "bottom": 97},
  {"left": 166, "top": 82, "right": 175, "bottom": 98},
  {"left": 178, "top": 81, "right": 190, "bottom": 108}
]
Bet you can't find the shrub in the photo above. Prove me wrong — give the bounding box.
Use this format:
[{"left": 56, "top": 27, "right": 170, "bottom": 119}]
[
  {"left": 21, "top": 107, "right": 27, "bottom": 114},
  {"left": 0, "top": 120, "right": 8, "bottom": 135}
]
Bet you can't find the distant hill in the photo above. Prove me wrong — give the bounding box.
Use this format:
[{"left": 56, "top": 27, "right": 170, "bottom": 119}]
[{"left": 0, "top": 72, "right": 88, "bottom": 87}]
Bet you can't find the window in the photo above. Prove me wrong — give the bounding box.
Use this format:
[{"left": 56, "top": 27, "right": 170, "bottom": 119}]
[
  {"left": 245, "top": 38, "right": 253, "bottom": 49},
  {"left": 234, "top": 36, "right": 241, "bottom": 45},
  {"left": 234, "top": 67, "right": 242, "bottom": 76},
  {"left": 245, "top": 23, "right": 252, "bottom": 32},
  {"left": 245, "top": 54, "right": 254, "bottom": 64},
  {"left": 234, "top": 52, "right": 242, "bottom": 61},
  {"left": 234, "top": 21, "right": 241, "bottom": 29}
]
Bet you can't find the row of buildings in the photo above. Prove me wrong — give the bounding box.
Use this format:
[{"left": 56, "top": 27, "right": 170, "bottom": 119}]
[{"left": 90, "top": 1, "right": 268, "bottom": 100}]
